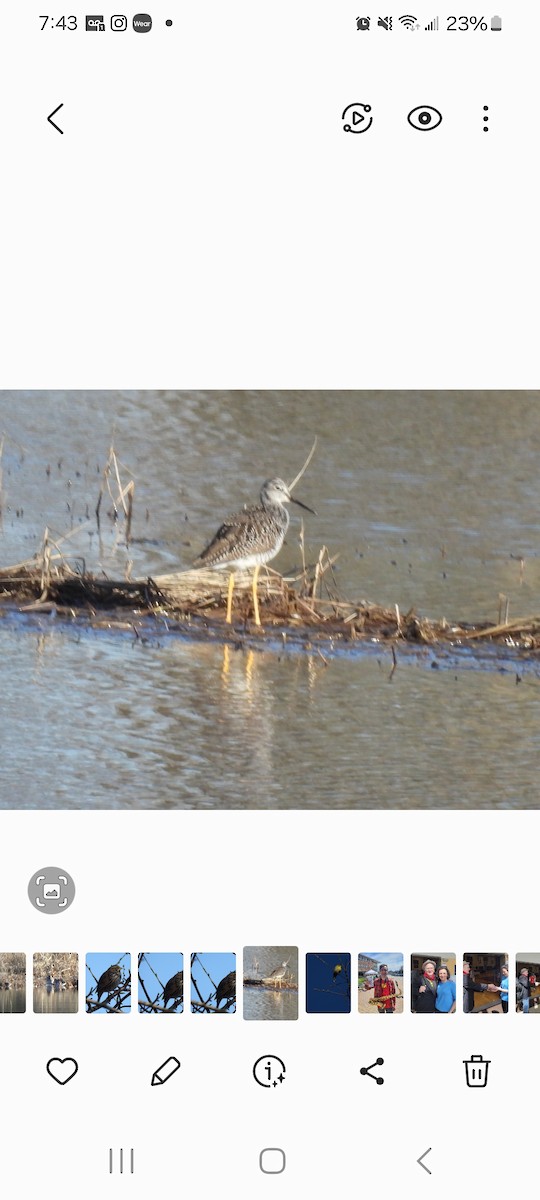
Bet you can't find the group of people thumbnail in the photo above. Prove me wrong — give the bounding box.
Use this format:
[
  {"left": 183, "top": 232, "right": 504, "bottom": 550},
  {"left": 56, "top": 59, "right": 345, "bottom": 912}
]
[
  {"left": 411, "top": 959, "right": 509, "bottom": 1013},
  {"left": 411, "top": 960, "right": 457, "bottom": 1013}
]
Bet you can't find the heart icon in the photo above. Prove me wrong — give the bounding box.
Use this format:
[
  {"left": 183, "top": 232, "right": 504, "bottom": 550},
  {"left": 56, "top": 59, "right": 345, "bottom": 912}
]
[{"left": 46, "top": 1057, "right": 79, "bottom": 1085}]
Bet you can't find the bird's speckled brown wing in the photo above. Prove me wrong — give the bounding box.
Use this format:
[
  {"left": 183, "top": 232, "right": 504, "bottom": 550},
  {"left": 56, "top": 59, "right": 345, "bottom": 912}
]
[{"left": 193, "top": 505, "right": 280, "bottom": 568}]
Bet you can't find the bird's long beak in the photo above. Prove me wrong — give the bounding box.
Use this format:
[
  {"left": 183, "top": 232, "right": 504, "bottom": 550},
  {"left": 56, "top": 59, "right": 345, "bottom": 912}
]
[{"left": 291, "top": 495, "right": 316, "bottom": 516}]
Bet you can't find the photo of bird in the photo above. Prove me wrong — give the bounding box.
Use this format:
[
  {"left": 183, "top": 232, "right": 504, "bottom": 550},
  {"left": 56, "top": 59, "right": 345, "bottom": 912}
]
[
  {"left": 163, "top": 970, "right": 183, "bottom": 1008},
  {"left": 215, "top": 969, "right": 236, "bottom": 1009},
  {"left": 243, "top": 947, "right": 299, "bottom": 1021},
  {"left": 305, "top": 953, "right": 351, "bottom": 1014},
  {"left": 96, "top": 963, "right": 122, "bottom": 1002},
  {"left": 137, "top": 953, "right": 184, "bottom": 1015},
  {"left": 264, "top": 959, "right": 290, "bottom": 989},
  {"left": 190, "top": 953, "right": 236, "bottom": 1015},
  {"left": 86, "top": 953, "right": 131, "bottom": 1015}
]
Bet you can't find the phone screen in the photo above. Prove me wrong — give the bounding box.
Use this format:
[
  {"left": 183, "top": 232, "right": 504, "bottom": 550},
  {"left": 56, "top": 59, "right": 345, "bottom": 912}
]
[{"left": 0, "top": 4, "right": 538, "bottom": 1193}]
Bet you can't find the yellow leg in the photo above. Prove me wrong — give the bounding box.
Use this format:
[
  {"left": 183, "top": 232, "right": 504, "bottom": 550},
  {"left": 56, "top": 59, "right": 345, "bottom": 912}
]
[
  {"left": 226, "top": 571, "right": 235, "bottom": 624},
  {"left": 252, "top": 564, "right": 261, "bottom": 625}
]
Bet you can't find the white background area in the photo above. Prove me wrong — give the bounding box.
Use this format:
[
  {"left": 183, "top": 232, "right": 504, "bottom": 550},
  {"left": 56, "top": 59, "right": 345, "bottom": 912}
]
[
  {"left": 0, "top": 4, "right": 538, "bottom": 387},
  {"left": 1, "top": 812, "right": 536, "bottom": 1192}
]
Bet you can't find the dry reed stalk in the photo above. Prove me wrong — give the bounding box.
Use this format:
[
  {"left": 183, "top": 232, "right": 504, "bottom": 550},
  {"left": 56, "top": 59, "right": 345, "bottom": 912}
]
[
  {"left": 460, "top": 614, "right": 540, "bottom": 640},
  {"left": 298, "top": 519, "right": 308, "bottom": 592},
  {"left": 497, "top": 593, "right": 510, "bottom": 624},
  {"left": 311, "top": 545, "right": 323, "bottom": 599},
  {"left": 96, "top": 443, "right": 135, "bottom": 538},
  {"left": 38, "top": 527, "right": 51, "bottom": 595},
  {"left": 288, "top": 436, "right": 317, "bottom": 493},
  {"left": 293, "top": 594, "right": 323, "bottom": 621},
  {"left": 318, "top": 547, "right": 343, "bottom": 604},
  {"left": 125, "top": 480, "right": 134, "bottom": 544}
]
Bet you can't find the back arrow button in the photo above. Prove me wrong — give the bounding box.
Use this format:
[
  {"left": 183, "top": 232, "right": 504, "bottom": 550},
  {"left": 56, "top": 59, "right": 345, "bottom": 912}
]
[
  {"left": 47, "top": 104, "right": 64, "bottom": 134},
  {"left": 417, "top": 1148, "right": 432, "bottom": 1175}
]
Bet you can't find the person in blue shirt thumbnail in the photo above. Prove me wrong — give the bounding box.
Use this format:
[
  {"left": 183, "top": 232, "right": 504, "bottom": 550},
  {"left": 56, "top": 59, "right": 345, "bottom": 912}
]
[
  {"left": 500, "top": 965, "right": 509, "bottom": 1013},
  {"left": 435, "top": 965, "right": 456, "bottom": 1013}
]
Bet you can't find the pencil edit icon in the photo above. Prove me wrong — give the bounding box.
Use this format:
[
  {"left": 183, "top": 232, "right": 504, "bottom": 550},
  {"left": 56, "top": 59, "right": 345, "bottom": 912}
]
[{"left": 151, "top": 1056, "right": 181, "bottom": 1086}]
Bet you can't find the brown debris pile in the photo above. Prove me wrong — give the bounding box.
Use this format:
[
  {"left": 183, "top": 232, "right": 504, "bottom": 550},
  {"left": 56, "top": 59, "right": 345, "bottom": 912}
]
[{"left": 1, "top": 545, "right": 540, "bottom": 656}]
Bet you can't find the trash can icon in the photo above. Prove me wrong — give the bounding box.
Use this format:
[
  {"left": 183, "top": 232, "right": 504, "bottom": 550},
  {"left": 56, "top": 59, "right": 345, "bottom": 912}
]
[{"left": 463, "top": 1054, "right": 490, "bottom": 1088}]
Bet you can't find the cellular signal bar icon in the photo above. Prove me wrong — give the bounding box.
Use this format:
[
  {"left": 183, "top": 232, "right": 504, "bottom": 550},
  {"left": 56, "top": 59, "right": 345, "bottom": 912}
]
[{"left": 425, "top": 16, "right": 439, "bottom": 30}]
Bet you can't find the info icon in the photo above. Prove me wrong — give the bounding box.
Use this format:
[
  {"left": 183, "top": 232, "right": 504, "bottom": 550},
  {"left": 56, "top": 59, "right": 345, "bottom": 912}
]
[
  {"left": 253, "top": 1055, "right": 286, "bottom": 1088},
  {"left": 133, "top": 12, "right": 152, "bottom": 32},
  {"left": 111, "top": 14, "right": 128, "bottom": 30}
]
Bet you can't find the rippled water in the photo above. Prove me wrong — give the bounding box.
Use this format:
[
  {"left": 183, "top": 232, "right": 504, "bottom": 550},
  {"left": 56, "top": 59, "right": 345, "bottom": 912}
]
[{"left": 1, "top": 391, "right": 539, "bottom": 809}]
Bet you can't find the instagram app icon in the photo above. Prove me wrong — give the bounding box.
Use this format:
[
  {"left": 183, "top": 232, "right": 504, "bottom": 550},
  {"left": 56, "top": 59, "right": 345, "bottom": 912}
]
[{"left": 111, "top": 14, "right": 128, "bottom": 30}]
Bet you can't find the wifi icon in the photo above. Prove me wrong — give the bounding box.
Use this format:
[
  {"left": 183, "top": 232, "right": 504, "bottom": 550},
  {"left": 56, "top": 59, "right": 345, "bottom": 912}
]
[{"left": 399, "top": 14, "right": 418, "bottom": 28}]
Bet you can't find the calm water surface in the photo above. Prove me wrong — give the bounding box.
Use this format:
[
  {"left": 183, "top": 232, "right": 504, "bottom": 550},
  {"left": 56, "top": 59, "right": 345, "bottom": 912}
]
[
  {"left": 0, "top": 990, "right": 25, "bottom": 1014},
  {"left": 1, "top": 391, "right": 539, "bottom": 809},
  {"left": 33, "top": 989, "right": 78, "bottom": 1014}
]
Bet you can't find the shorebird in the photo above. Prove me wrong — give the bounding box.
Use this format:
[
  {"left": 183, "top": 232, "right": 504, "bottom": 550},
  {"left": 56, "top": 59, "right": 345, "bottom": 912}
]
[
  {"left": 264, "top": 959, "right": 290, "bottom": 989},
  {"left": 215, "top": 969, "right": 236, "bottom": 1010},
  {"left": 163, "top": 970, "right": 183, "bottom": 1008},
  {"left": 96, "top": 963, "right": 122, "bottom": 1002},
  {"left": 193, "top": 478, "right": 315, "bottom": 625}
]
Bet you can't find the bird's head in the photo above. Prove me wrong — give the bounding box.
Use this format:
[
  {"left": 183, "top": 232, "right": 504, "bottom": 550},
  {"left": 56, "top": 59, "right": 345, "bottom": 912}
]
[{"left": 261, "top": 478, "right": 315, "bottom": 514}]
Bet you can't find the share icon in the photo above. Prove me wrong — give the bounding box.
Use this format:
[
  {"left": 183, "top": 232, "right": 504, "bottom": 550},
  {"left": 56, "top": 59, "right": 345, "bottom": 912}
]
[{"left": 360, "top": 1056, "right": 385, "bottom": 1085}]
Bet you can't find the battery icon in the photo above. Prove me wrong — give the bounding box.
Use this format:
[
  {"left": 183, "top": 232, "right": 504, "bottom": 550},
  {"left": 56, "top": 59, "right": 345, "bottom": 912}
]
[
  {"left": 463, "top": 1054, "right": 490, "bottom": 1088},
  {"left": 491, "top": 15, "right": 502, "bottom": 30}
]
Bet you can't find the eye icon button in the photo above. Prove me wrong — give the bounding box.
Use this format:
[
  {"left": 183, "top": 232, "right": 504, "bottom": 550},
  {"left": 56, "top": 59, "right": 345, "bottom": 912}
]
[
  {"left": 342, "top": 103, "right": 373, "bottom": 133},
  {"left": 407, "top": 105, "right": 442, "bottom": 131}
]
